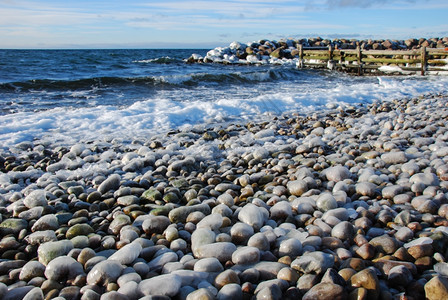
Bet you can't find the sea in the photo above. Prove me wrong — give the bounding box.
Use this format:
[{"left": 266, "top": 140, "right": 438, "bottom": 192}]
[{"left": 1, "top": 48, "right": 448, "bottom": 150}]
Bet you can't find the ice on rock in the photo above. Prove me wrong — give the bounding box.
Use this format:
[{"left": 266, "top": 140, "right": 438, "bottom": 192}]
[{"left": 23, "top": 190, "right": 47, "bottom": 208}]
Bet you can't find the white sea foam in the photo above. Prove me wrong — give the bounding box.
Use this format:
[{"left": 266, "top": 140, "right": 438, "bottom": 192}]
[{"left": 1, "top": 75, "right": 447, "bottom": 150}]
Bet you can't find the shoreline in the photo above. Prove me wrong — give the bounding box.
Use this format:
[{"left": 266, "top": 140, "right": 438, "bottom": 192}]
[
  {"left": 187, "top": 37, "right": 448, "bottom": 76},
  {"left": 1, "top": 92, "right": 448, "bottom": 299}
]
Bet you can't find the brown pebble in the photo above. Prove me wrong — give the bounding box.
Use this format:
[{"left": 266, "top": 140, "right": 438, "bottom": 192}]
[
  {"left": 349, "top": 268, "right": 380, "bottom": 300},
  {"left": 338, "top": 268, "right": 356, "bottom": 282},
  {"left": 106, "top": 282, "right": 119, "bottom": 292},
  {"left": 374, "top": 259, "right": 417, "bottom": 276},
  {"left": 277, "top": 267, "right": 299, "bottom": 284},
  {"left": 341, "top": 258, "right": 366, "bottom": 272},
  {"left": 321, "top": 237, "right": 344, "bottom": 249},
  {"left": 354, "top": 234, "right": 369, "bottom": 247},
  {"left": 41, "top": 279, "right": 64, "bottom": 293},
  {"left": 45, "top": 289, "right": 59, "bottom": 300},
  {"left": 414, "top": 256, "right": 433, "bottom": 272},
  {"left": 348, "top": 287, "right": 368, "bottom": 300},
  {"left": 393, "top": 247, "right": 414, "bottom": 261},
  {"left": 424, "top": 276, "right": 448, "bottom": 300},
  {"left": 408, "top": 222, "right": 422, "bottom": 232},
  {"left": 278, "top": 256, "right": 292, "bottom": 265},
  {"left": 356, "top": 243, "right": 375, "bottom": 260},
  {"left": 241, "top": 282, "right": 254, "bottom": 294},
  {"left": 214, "top": 269, "right": 240, "bottom": 289},
  {"left": 408, "top": 244, "right": 433, "bottom": 259}
]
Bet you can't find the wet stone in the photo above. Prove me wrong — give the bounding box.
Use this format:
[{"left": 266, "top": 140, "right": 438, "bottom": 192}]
[
  {"left": 238, "top": 203, "right": 267, "bottom": 231},
  {"left": 214, "top": 269, "right": 240, "bottom": 290},
  {"left": 19, "top": 261, "right": 46, "bottom": 281},
  {"left": 369, "top": 234, "right": 400, "bottom": 254},
  {"left": 232, "top": 246, "right": 260, "bottom": 265},
  {"left": 193, "top": 257, "right": 224, "bottom": 273},
  {"left": 302, "top": 282, "right": 346, "bottom": 300},
  {"left": 0, "top": 218, "right": 28, "bottom": 236},
  {"left": 424, "top": 275, "right": 448, "bottom": 300},
  {"left": 87, "top": 260, "right": 124, "bottom": 286},
  {"left": 291, "top": 251, "right": 334, "bottom": 275},
  {"left": 349, "top": 268, "right": 380, "bottom": 300},
  {"left": 138, "top": 274, "right": 182, "bottom": 297}
]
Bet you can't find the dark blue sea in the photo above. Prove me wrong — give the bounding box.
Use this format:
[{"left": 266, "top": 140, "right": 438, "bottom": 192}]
[{"left": 0, "top": 49, "right": 447, "bottom": 148}]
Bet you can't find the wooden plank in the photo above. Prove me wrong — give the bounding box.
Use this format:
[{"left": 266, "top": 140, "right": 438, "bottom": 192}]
[
  {"left": 427, "top": 59, "right": 448, "bottom": 65},
  {"left": 303, "top": 50, "right": 332, "bottom": 56},
  {"left": 426, "top": 48, "right": 448, "bottom": 53},
  {"left": 363, "top": 58, "right": 421, "bottom": 64},
  {"left": 302, "top": 46, "right": 328, "bottom": 50},
  {"left": 361, "top": 50, "right": 420, "bottom": 56}
]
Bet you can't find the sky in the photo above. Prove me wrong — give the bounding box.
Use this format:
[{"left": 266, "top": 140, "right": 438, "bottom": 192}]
[{"left": 1, "top": 0, "right": 448, "bottom": 49}]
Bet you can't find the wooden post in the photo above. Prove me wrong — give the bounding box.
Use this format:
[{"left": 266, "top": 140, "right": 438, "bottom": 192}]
[
  {"left": 328, "top": 45, "right": 334, "bottom": 70},
  {"left": 298, "top": 44, "right": 304, "bottom": 68},
  {"left": 357, "top": 46, "right": 363, "bottom": 75},
  {"left": 421, "top": 46, "right": 427, "bottom": 76}
]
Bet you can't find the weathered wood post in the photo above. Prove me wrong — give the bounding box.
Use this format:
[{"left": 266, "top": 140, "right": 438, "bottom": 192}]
[
  {"left": 327, "top": 45, "right": 335, "bottom": 70},
  {"left": 298, "top": 44, "right": 304, "bottom": 68},
  {"left": 357, "top": 46, "right": 363, "bottom": 75},
  {"left": 421, "top": 46, "right": 427, "bottom": 76}
]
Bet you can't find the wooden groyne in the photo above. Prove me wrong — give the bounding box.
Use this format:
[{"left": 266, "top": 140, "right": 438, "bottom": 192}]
[
  {"left": 298, "top": 45, "right": 448, "bottom": 75},
  {"left": 188, "top": 38, "right": 448, "bottom": 75}
]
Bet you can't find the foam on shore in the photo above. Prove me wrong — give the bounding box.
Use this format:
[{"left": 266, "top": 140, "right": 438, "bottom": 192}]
[{"left": 1, "top": 74, "right": 447, "bottom": 151}]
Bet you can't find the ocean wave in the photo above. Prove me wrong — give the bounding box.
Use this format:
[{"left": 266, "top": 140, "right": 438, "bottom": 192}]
[
  {"left": 0, "top": 68, "right": 301, "bottom": 92},
  {"left": 133, "top": 56, "right": 183, "bottom": 64}
]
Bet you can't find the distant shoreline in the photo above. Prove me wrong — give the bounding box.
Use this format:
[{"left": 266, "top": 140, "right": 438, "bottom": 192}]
[{"left": 188, "top": 37, "right": 448, "bottom": 76}]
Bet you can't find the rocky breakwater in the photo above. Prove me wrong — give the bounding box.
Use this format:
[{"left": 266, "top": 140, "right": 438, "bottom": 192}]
[
  {"left": 187, "top": 37, "right": 448, "bottom": 65},
  {"left": 1, "top": 93, "right": 448, "bottom": 299}
]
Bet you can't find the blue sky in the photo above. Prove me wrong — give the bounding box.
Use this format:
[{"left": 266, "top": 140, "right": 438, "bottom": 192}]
[{"left": 1, "top": 0, "right": 447, "bottom": 48}]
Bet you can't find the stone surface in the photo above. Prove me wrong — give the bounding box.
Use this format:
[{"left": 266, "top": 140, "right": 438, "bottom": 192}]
[
  {"left": 215, "top": 269, "right": 240, "bottom": 289},
  {"left": 302, "top": 282, "right": 346, "bottom": 300},
  {"left": 195, "top": 242, "right": 237, "bottom": 263},
  {"left": 238, "top": 203, "right": 267, "bottom": 231},
  {"left": 24, "top": 190, "right": 48, "bottom": 208},
  {"left": 87, "top": 260, "right": 124, "bottom": 286},
  {"left": 350, "top": 268, "right": 380, "bottom": 300},
  {"left": 194, "top": 257, "right": 224, "bottom": 273},
  {"left": 291, "top": 251, "right": 334, "bottom": 275},
  {"left": 108, "top": 242, "right": 142, "bottom": 265},
  {"left": 19, "top": 261, "right": 46, "bottom": 281},
  {"left": 44, "top": 256, "right": 85, "bottom": 281},
  {"left": 217, "top": 283, "right": 243, "bottom": 300},
  {"left": 138, "top": 274, "right": 182, "bottom": 297},
  {"left": 325, "top": 166, "right": 351, "bottom": 182},
  {"left": 38, "top": 240, "right": 74, "bottom": 265},
  {"left": 98, "top": 174, "right": 121, "bottom": 194},
  {"left": 425, "top": 275, "right": 448, "bottom": 300},
  {"left": 232, "top": 246, "right": 260, "bottom": 265},
  {"left": 331, "top": 221, "right": 355, "bottom": 241},
  {"left": 369, "top": 235, "right": 400, "bottom": 254}
]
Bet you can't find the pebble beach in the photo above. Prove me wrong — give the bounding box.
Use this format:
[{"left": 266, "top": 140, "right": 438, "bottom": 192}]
[{"left": 1, "top": 91, "right": 448, "bottom": 300}]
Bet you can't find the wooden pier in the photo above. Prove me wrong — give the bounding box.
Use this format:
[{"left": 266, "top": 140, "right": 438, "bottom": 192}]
[{"left": 297, "top": 45, "right": 448, "bottom": 75}]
